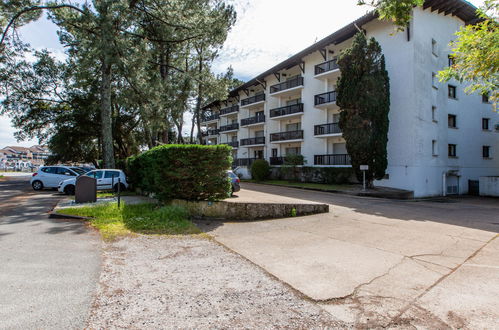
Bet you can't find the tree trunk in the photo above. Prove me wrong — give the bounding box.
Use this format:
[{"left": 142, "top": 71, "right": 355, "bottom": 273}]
[{"left": 100, "top": 59, "right": 115, "bottom": 168}]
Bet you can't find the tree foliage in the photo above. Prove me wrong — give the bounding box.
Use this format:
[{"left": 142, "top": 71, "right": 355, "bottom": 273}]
[
  {"left": 438, "top": 0, "right": 498, "bottom": 108},
  {"left": 337, "top": 32, "right": 390, "bottom": 187},
  {"left": 0, "top": 0, "right": 238, "bottom": 165},
  {"left": 357, "top": 0, "right": 423, "bottom": 30}
]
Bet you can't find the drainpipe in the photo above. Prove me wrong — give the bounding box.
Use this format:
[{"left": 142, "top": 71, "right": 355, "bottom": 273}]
[{"left": 442, "top": 172, "right": 447, "bottom": 197}]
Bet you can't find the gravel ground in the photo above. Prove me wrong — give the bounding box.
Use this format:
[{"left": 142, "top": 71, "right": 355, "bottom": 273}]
[{"left": 87, "top": 236, "right": 345, "bottom": 329}]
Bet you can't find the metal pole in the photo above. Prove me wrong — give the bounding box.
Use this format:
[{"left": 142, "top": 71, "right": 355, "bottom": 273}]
[
  {"left": 117, "top": 178, "right": 121, "bottom": 208},
  {"left": 363, "top": 170, "right": 366, "bottom": 191}
]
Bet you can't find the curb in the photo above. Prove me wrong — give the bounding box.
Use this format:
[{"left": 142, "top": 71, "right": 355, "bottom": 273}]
[{"left": 49, "top": 212, "right": 91, "bottom": 220}]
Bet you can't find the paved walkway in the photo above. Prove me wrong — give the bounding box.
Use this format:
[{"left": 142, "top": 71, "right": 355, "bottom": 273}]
[
  {"left": 0, "top": 177, "right": 101, "bottom": 329},
  {"left": 200, "top": 183, "right": 499, "bottom": 328}
]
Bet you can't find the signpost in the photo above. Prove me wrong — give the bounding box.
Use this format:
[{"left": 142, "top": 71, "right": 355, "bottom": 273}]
[{"left": 360, "top": 165, "right": 369, "bottom": 191}]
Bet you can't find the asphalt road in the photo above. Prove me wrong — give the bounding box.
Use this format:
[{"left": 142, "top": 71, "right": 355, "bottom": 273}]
[{"left": 0, "top": 176, "right": 101, "bottom": 329}]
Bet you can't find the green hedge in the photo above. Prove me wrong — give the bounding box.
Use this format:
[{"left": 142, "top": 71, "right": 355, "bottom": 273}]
[
  {"left": 272, "top": 166, "right": 355, "bottom": 184},
  {"left": 126, "top": 144, "right": 232, "bottom": 201},
  {"left": 251, "top": 159, "right": 270, "bottom": 181}
]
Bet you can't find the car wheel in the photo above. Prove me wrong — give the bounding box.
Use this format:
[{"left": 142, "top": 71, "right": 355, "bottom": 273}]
[
  {"left": 64, "top": 185, "right": 75, "bottom": 195},
  {"left": 113, "top": 183, "right": 126, "bottom": 193},
  {"left": 32, "top": 180, "right": 43, "bottom": 191}
]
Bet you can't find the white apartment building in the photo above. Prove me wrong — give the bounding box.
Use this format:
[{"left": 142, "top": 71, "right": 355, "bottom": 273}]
[{"left": 201, "top": 0, "right": 499, "bottom": 198}]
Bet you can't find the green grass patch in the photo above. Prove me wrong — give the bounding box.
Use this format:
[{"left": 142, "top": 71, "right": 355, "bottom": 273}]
[
  {"left": 57, "top": 202, "right": 200, "bottom": 240},
  {"left": 243, "top": 179, "right": 357, "bottom": 191}
]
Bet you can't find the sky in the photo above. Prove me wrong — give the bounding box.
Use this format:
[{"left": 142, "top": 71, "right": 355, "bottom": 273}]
[{"left": 0, "top": 0, "right": 485, "bottom": 148}]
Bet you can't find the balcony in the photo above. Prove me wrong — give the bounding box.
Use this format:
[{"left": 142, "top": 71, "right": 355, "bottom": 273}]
[
  {"left": 270, "top": 130, "right": 304, "bottom": 143},
  {"left": 314, "top": 154, "right": 351, "bottom": 166},
  {"left": 241, "top": 115, "right": 265, "bottom": 127},
  {"left": 233, "top": 158, "right": 259, "bottom": 167},
  {"left": 202, "top": 113, "right": 220, "bottom": 123},
  {"left": 220, "top": 105, "right": 239, "bottom": 116},
  {"left": 269, "top": 156, "right": 304, "bottom": 166},
  {"left": 225, "top": 141, "right": 239, "bottom": 148},
  {"left": 241, "top": 94, "right": 265, "bottom": 108},
  {"left": 201, "top": 128, "right": 219, "bottom": 137},
  {"left": 314, "top": 59, "right": 340, "bottom": 78},
  {"left": 269, "top": 76, "right": 304, "bottom": 96},
  {"left": 314, "top": 91, "right": 337, "bottom": 108},
  {"left": 240, "top": 136, "right": 265, "bottom": 146},
  {"left": 219, "top": 123, "right": 239, "bottom": 133},
  {"left": 270, "top": 103, "right": 304, "bottom": 119},
  {"left": 314, "top": 123, "right": 342, "bottom": 136}
]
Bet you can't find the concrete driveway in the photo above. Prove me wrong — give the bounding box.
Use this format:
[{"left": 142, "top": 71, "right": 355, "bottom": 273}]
[
  {"left": 0, "top": 176, "right": 101, "bottom": 329},
  {"left": 200, "top": 183, "right": 499, "bottom": 328}
]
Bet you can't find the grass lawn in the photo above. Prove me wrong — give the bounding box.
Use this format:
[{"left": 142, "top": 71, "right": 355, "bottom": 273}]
[
  {"left": 56, "top": 202, "right": 201, "bottom": 240},
  {"left": 244, "top": 179, "right": 358, "bottom": 192}
]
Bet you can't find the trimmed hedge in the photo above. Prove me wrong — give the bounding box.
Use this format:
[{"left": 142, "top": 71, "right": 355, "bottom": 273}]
[
  {"left": 126, "top": 144, "right": 232, "bottom": 201},
  {"left": 251, "top": 159, "right": 270, "bottom": 181}
]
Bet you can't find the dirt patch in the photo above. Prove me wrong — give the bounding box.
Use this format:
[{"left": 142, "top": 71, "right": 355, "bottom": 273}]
[{"left": 87, "top": 236, "right": 345, "bottom": 328}]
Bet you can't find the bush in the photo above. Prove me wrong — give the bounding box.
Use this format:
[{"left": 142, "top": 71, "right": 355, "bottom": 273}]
[
  {"left": 251, "top": 159, "right": 270, "bottom": 181},
  {"left": 127, "top": 144, "right": 232, "bottom": 201},
  {"left": 271, "top": 166, "right": 355, "bottom": 184}
]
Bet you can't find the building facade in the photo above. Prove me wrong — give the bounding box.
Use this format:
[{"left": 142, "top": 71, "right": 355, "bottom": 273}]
[{"left": 201, "top": 0, "right": 499, "bottom": 198}]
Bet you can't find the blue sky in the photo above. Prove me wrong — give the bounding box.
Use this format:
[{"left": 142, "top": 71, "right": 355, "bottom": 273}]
[{"left": 0, "top": 0, "right": 485, "bottom": 147}]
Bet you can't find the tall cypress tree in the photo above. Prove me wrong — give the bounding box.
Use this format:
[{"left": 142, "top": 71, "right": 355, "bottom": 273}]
[{"left": 336, "top": 32, "right": 390, "bottom": 187}]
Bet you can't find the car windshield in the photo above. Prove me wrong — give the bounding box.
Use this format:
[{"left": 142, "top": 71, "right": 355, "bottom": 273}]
[
  {"left": 227, "top": 172, "right": 237, "bottom": 179},
  {"left": 70, "top": 167, "right": 86, "bottom": 175}
]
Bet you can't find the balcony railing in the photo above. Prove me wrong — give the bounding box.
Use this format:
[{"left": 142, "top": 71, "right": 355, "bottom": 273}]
[
  {"left": 314, "top": 91, "right": 337, "bottom": 106},
  {"left": 202, "top": 128, "right": 219, "bottom": 137},
  {"left": 314, "top": 123, "right": 342, "bottom": 135},
  {"left": 315, "top": 59, "right": 339, "bottom": 75},
  {"left": 270, "top": 130, "right": 304, "bottom": 142},
  {"left": 270, "top": 76, "right": 304, "bottom": 94},
  {"left": 220, "top": 105, "right": 239, "bottom": 116},
  {"left": 269, "top": 156, "right": 304, "bottom": 166},
  {"left": 202, "top": 113, "right": 220, "bottom": 122},
  {"left": 233, "top": 158, "right": 259, "bottom": 167},
  {"left": 240, "top": 136, "right": 266, "bottom": 146},
  {"left": 219, "top": 123, "right": 239, "bottom": 132},
  {"left": 314, "top": 154, "right": 351, "bottom": 166},
  {"left": 241, "top": 115, "right": 265, "bottom": 126},
  {"left": 241, "top": 94, "right": 265, "bottom": 106},
  {"left": 270, "top": 103, "right": 304, "bottom": 118},
  {"left": 226, "top": 141, "right": 239, "bottom": 148}
]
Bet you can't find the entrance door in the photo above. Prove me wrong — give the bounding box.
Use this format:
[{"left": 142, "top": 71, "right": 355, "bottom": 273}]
[{"left": 254, "top": 150, "right": 264, "bottom": 159}]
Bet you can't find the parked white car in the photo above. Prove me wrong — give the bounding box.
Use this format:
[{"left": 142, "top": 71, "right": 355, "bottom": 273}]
[
  {"left": 30, "top": 166, "right": 87, "bottom": 191},
  {"left": 58, "top": 169, "right": 128, "bottom": 195}
]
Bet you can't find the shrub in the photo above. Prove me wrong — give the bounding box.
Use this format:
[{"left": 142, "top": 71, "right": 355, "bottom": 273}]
[
  {"left": 127, "top": 144, "right": 232, "bottom": 201},
  {"left": 251, "top": 159, "right": 270, "bottom": 181}
]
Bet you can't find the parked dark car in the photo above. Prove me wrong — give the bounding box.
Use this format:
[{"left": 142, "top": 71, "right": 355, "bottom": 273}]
[{"left": 227, "top": 170, "right": 240, "bottom": 195}]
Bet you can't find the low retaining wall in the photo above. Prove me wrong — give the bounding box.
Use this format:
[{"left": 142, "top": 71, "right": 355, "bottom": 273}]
[{"left": 170, "top": 199, "right": 329, "bottom": 221}]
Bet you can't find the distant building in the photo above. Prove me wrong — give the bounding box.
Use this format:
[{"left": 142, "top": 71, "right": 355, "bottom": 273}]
[{"left": 0, "top": 145, "right": 51, "bottom": 170}]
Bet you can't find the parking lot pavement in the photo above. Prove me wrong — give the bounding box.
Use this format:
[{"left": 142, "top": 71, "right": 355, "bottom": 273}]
[
  {"left": 0, "top": 177, "right": 101, "bottom": 329},
  {"left": 199, "top": 183, "right": 499, "bottom": 328}
]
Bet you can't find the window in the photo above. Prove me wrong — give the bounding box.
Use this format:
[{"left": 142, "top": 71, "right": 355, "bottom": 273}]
[
  {"left": 87, "top": 171, "right": 103, "bottom": 179},
  {"left": 448, "top": 144, "right": 457, "bottom": 157},
  {"left": 432, "top": 72, "right": 438, "bottom": 88},
  {"left": 483, "top": 146, "right": 491, "bottom": 158},
  {"left": 255, "top": 130, "right": 264, "bottom": 137},
  {"left": 448, "top": 114, "right": 457, "bottom": 128},
  {"left": 104, "top": 171, "right": 120, "bottom": 179},
  {"left": 448, "top": 85, "right": 457, "bottom": 99},
  {"left": 57, "top": 167, "right": 75, "bottom": 176},
  {"left": 41, "top": 167, "right": 57, "bottom": 174},
  {"left": 272, "top": 148, "right": 278, "bottom": 157},
  {"left": 286, "top": 98, "right": 301, "bottom": 106},
  {"left": 286, "top": 122, "right": 301, "bottom": 131},
  {"left": 432, "top": 106, "right": 437, "bottom": 122},
  {"left": 448, "top": 55, "right": 454, "bottom": 66},
  {"left": 285, "top": 147, "right": 301, "bottom": 156},
  {"left": 482, "top": 93, "right": 490, "bottom": 103},
  {"left": 431, "top": 39, "right": 438, "bottom": 56},
  {"left": 482, "top": 118, "right": 490, "bottom": 130},
  {"left": 432, "top": 140, "right": 438, "bottom": 156}
]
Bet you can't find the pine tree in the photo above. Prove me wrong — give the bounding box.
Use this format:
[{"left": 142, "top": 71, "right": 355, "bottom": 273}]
[{"left": 336, "top": 32, "right": 390, "bottom": 187}]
